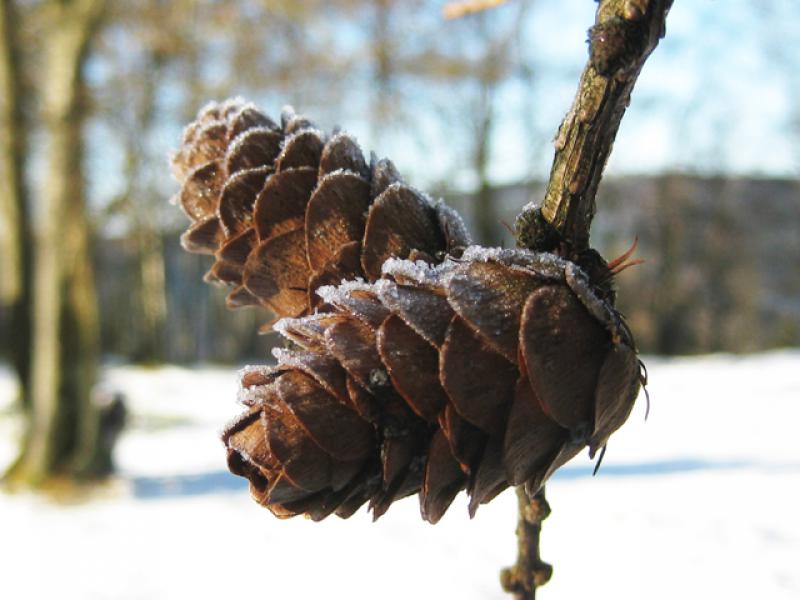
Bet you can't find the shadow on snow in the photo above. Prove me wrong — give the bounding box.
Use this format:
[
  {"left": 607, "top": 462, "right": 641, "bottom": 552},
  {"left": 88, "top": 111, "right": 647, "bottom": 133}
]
[
  {"left": 131, "top": 457, "right": 789, "bottom": 500},
  {"left": 555, "top": 457, "right": 749, "bottom": 481},
  {"left": 132, "top": 470, "right": 247, "bottom": 499}
]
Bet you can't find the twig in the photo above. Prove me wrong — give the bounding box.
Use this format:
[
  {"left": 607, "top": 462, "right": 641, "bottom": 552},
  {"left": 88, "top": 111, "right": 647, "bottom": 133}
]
[
  {"left": 500, "top": 486, "right": 552, "bottom": 600},
  {"left": 505, "top": 2, "right": 673, "bottom": 597},
  {"left": 442, "top": 0, "right": 509, "bottom": 20},
  {"left": 515, "top": 0, "right": 674, "bottom": 255}
]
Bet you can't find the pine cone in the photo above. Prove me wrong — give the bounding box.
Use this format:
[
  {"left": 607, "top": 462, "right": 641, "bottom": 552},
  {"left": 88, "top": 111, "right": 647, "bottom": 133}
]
[
  {"left": 223, "top": 247, "right": 642, "bottom": 523},
  {"left": 170, "top": 98, "right": 644, "bottom": 523},
  {"left": 171, "top": 98, "right": 470, "bottom": 321}
]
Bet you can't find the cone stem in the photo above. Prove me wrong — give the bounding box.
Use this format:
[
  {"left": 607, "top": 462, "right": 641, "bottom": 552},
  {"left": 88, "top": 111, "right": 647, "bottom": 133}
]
[
  {"left": 501, "top": 486, "right": 552, "bottom": 599},
  {"left": 515, "top": 0, "right": 673, "bottom": 255},
  {"left": 507, "top": 2, "right": 673, "bottom": 595}
]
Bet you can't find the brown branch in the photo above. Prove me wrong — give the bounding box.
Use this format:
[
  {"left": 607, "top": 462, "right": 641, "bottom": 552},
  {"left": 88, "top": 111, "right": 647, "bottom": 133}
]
[
  {"left": 515, "top": 0, "right": 674, "bottom": 255},
  {"left": 501, "top": 486, "right": 552, "bottom": 599},
  {"left": 504, "top": 2, "right": 673, "bottom": 596},
  {"left": 442, "top": 0, "right": 509, "bottom": 20}
]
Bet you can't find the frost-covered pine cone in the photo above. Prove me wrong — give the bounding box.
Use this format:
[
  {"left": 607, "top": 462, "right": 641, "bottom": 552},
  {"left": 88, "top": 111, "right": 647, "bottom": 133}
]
[
  {"left": 224, "top": 248, "right": 642, "bottom": 522},
  {"left": 171, "top": 98, "right": 469, "bottom": 321},
  {"left": 171, "top": 98, "right": 644, "bottom": 523}
]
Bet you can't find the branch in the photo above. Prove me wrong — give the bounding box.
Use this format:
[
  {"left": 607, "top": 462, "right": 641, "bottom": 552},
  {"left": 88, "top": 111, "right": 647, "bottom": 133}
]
[
  {"left": 500, "top": 486, "right": 552, "bottom": 600},
  {"left": 515, "top": 0, "right": 673, "bottom": 255},
  {"left": 502, "top": 2, "right": 672, "bottom": 597},
  {"left": 442, "top": 0, "right": 509, "bottom": 20}
]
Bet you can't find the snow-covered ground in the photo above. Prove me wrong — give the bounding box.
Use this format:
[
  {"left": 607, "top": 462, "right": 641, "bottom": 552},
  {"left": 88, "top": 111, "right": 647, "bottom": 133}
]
[{"left": 1, "top": 351, "right": 799, "bottom": 600}]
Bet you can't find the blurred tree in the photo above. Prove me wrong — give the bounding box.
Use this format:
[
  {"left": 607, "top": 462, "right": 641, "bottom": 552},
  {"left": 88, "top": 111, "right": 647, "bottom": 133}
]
[
  {"left": 94, "top": 1, "right": 174, "bottom": 362},
  {"left": 8, "top": 0, "right": 109, "bottom": 485},
  {"left": 119, "top": 52, "right": 169, "bottom": 362},
  {"left": 456, "top": 2, "right": 532, "bottom": 247},
  {"left": 334, "top": 0, "right": 535, "bottom": 246},
  {"left": 84, "top": 0, "right": 541, "bottom": 361},
  {"left": 0, "top": 0, "right": 33, "bottom": 410},
  {"left": 649, "top": 175, "right": 694, "bottom": 354},
  {"left": 88, "top": 0, "right": 311, "bottom": 362}
]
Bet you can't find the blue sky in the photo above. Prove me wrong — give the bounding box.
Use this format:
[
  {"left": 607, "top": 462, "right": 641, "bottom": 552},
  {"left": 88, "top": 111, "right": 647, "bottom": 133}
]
[
  {"left": 478, "top": 0, "right": 799, "bottom": 185},
  {"left": 85, "top": 0, "right": 800, "bottom": 213}
]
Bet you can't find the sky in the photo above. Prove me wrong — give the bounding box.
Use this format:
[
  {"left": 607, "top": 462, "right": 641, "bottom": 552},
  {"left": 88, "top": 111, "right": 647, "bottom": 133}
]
[
  {"left": 83, "top": 0, "right": 800, "bottom": 213},
  {"left": 273, "top": 0, "right": 800, "bottom": 190},
  {"left": 483, "top": 0, "right": 799, "bottom": 185}
]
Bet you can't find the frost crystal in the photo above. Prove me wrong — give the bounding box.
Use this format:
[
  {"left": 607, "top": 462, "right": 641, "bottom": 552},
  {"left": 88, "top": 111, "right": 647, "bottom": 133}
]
[
  {"left": 328, "top": 132, "right": 365, "bottom": 164},
  {"left": 461, "top": 245, "right": 568, "bottom": 280},
  {"left": 280, "top": 126, "right": 327, "bottom": 151},
  {"left": 236, "top": 364, "right": 275, "bottom": 406},
  {"left": 381, "top": 256, "right": 456, "bottom": 288},
  {"left": 315, "top": 279, "right": 373, "bottom": 306},
  {"left": 226, "top": 125, "right": 276, "bottom": 157}
]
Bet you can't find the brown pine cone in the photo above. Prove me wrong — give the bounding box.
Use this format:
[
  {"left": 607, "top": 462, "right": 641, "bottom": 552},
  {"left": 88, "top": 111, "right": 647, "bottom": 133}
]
[
  {"left": 170, "top": 98, "right": 644, "bottom": 523},
  {"left": 171, "top": 98, "right": 470, "bottom": 321},
  {"left": 223, "top": 247, "right": 643, "bottom": 523}
]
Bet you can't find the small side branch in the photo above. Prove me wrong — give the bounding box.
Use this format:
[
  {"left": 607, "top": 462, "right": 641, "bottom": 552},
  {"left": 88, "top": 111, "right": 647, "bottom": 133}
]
[
  {"left": 501, "top": 486, "right": 552, "bottom": 599},
  {"left": 442, "top": 0, "right": 509, "bottom": 20},
  {"left": 516, "top": 0, "right": 673, "bottom": 255}
]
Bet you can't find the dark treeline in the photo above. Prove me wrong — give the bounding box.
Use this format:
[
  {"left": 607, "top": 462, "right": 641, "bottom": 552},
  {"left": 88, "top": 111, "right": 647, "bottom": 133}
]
[
  {"left": 449, "top": 173, "right": 800, "bottom": 356},
  {"left": 598, "top": 175, "right": 800, "bottom": 355},
  {"left": 93, "top": 234, "right": 270, "bottom": 365},
  {"left": 3, "top": 173, "right": 796, "bottom": 364}
]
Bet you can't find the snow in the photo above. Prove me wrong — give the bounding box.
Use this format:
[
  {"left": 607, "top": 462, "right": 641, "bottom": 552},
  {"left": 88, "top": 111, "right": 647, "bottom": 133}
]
[{"left": 1, "top": 351, "right": 799, "bottom": 600}]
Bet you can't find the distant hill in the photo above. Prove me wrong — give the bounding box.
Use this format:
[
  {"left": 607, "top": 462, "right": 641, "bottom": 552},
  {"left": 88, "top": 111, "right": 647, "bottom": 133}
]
[
  {"left": 2, "top": 174, "right": 797, "bottom": 361},
  {"left": 447, "top": 174, "right": 800, "bottom": 354}
]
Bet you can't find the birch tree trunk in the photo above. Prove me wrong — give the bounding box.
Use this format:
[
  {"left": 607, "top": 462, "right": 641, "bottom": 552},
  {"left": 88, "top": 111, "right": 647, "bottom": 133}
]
[
  {"left": 11, "top": 0, "right": 107, "bottom": 484},
  {"left": 0, "top": 0, "right": 33, "bottom": 410}
]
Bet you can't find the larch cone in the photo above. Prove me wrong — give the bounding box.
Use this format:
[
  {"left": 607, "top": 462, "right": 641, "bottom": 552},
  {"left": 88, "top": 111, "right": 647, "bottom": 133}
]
[
  {"left": 171, "top": 98, "right": 644, "bottom": 522},
  {"left": 171, "top": 97, "right": 469, "bottom": 325}
]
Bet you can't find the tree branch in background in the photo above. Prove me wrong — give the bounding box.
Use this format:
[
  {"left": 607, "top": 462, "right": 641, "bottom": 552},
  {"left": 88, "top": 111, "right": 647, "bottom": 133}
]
[
  {"left": 516, "top": 0, "right": 674, "bottom": 255},
  {"left": 443, "top": 0, "right": 509, "bottom": 20}
]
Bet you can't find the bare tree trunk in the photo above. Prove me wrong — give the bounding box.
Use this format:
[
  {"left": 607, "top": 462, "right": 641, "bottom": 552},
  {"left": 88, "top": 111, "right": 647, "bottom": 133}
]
[
  {"left": 62, "top": 69, "right": 104, "bottom": 475},
  {"left": 472, "top": 81, "right": 498, "bottom": 246},
  {"left": 370, "top": 0, "right": 394, "bottom": 143},
  {"left": 0, "top": 0, "right": 33, "bottom": 410},
  {"left": 650, "top": 174, "right": 691, "bottom": 354},
  {"left": 123, "top": 50, "right": 168, "bottom": 362},
  {"left": 468, "top": 1, "right": 531, "bottom": 247},
  {"left": 137, "top": 231, "right": 167, "bottom": 360},
  {"left": 12, "top": 0, "right": 107, "bottom": 484}
]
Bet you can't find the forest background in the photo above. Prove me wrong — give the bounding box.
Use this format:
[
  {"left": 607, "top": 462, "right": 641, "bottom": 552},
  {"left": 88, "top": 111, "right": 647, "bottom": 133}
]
[
  {"left": 1, "top": 2, "right": 799, "bottom": 599},
  {"left": 2, "top": 0, "right": 798, "bottom": 370}
]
